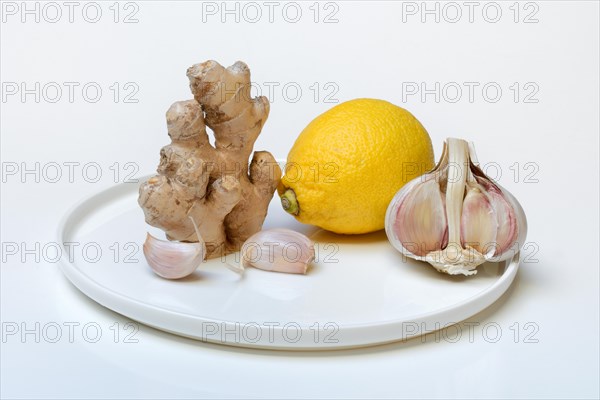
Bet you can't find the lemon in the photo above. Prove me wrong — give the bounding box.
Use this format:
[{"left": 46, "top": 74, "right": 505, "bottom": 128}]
[{"left": 279, "top": 98, "right": 434, "bottom": 234}]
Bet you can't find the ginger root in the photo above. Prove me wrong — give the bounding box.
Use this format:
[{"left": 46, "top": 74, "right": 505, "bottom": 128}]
[{"left": 138, "top": 60, "right": 281, "bottom": 259}]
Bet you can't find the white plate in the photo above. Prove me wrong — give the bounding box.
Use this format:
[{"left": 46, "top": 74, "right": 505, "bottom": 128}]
[{"left": 57, "top": 174, "right": 519, "bottom": 350}]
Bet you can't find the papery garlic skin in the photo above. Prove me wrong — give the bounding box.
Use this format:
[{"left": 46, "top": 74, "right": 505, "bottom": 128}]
[
  {"left": 394, "top": 178, "right": 448, "bottom": 256},
  {"left": 241, "top": 229, "right": 315, "bottom": 274},
  {"left": 143, "top": 216, "right": 207, "bottom": 279},
  {"left": 143, "top": 233, "right": 206, "bottom": 279},
  {"left": 385, "top": 138, "right": 527, "bottom": 276}
]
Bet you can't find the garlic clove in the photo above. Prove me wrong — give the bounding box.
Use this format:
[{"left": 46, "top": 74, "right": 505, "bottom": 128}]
[
  {"left": 493, "top": 186, "right": 528, "bottom": 262},
  {"left": 460, "top": 185, "right": 498, "bottom": 257},
  {"left": 143, "top": 213, "right": 253, "bottom": 279},
  {"left": 474, "top": 176, "right": 519, "bottom": 257},
  {"left": 393, "top": 178, "right": 448, "bottom": 257},
  {"left": 241, "top": 228, "right": 315, "bottom": 274},
  {"left": 143, "top": 233, "right": 206, "bottom": 279}
]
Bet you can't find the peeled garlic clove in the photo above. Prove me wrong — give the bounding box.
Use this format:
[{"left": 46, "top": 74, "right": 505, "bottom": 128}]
[
  {"left": 241, "top": 229, "right": 315, "bottom": 274},
  {"left": 460, "top": 186, "right": 498, "bottom": 256},
  {"left": 385, "top": 137, "right": 527, "bottom": 276},
  {"left": 392, "top": 178, "right": 448, "bottom": 257},
  {"left": 143, "top": 233, "right": 206, "bottom": 279}
]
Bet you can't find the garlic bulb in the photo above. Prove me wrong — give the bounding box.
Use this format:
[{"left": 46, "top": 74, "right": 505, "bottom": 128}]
[
  {"left": 385, "top": 138, "right": 527, "bottom": 276},
  {"left": 240, "top": 229, "right": 315, "bottom": 274}
]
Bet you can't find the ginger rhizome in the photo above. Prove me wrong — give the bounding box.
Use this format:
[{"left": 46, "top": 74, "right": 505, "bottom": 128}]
[{"left": 139, "top": 60, "right": 281, "bottom": 259}]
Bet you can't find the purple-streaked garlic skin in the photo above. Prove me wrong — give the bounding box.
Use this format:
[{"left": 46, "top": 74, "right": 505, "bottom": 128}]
[
  {"left": 393, "top": 178, "right": 448, "bottom": 257},
  {"left": 484, "top": 181, "right": 527, "bottom": 262},
  {"left": 386, "top": 178, "right": 429, "bottom": 259},
  {"left": 470, "top": 165, "right": 526, "bottom": 261},
  {"left": 143, "top": 233, "right": 206, "bottom": 279},
  {"left": 385, "top": 138, "right": 527, "bottom": 275}
]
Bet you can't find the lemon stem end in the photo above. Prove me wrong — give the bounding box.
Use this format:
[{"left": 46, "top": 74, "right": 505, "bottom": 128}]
[{"left": 281, "top": 189, "right": 299, "bottom": 216}]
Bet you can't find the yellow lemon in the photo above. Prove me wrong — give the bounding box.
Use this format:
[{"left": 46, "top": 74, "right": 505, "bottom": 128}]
[{"left": 279, "top": 98, "right": 434, "bottom": 234}]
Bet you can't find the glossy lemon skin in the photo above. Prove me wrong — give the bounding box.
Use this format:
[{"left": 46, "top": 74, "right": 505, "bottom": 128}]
[{"left": 280, "top": 98, "right": 434, "bottom": 234}]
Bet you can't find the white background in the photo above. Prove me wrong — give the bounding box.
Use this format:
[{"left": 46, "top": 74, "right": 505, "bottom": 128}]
[{"left": 1, "top": 0, "right": 599, "bottom": 398}]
